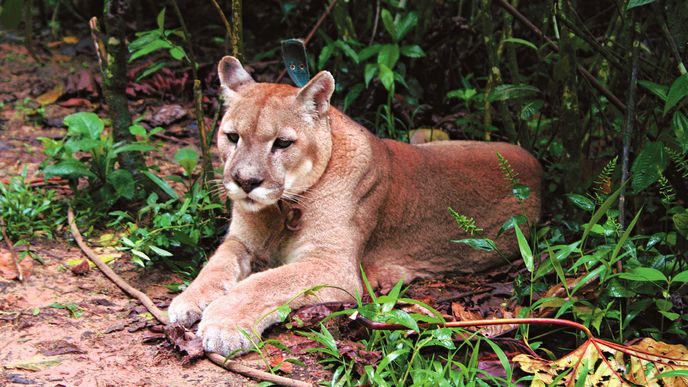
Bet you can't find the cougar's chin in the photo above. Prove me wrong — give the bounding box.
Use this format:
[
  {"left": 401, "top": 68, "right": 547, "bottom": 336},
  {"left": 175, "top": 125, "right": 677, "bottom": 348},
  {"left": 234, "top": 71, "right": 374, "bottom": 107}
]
[{"left": 229, "top": 187, "right": 283, "bottom": 213}]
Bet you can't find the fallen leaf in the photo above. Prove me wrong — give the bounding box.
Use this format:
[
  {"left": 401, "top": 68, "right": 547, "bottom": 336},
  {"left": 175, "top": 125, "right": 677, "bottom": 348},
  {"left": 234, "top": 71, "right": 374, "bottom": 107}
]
[
  {"left": 409, "top": 128, "right": 449, "bottom": 144},
  {"left": 70, "top": 259, "right": 90, "bottom": 275},
  {"left": 165, "top": 324, "right": 204, "bottom": 361},
  {"left": 269, "top": 354, "right": 295, "bottom": 374},
  {"left": 36, "top": 83, "right": 64, "bottom": 105},
  {"left": 63, "top": 36, "right": 79, "bottom": 44},
  {"left": 59, "top": 98, "right": 92, "bottom": 109},
  {"left": 4, "top": 355, "right": 62, "bottom": 371},
  {"left": 0, "top": 248, "right": 33, "bottom": 280},
  {"left": 514, "top": 337, "right": 688, "bottom": 386},
  {"left": 36, "top": 340, "right": 85, "bottom": 356}
]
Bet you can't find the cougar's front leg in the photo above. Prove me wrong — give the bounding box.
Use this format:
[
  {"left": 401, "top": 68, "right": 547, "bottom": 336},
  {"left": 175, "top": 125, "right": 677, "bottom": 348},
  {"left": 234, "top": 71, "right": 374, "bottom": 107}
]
[
  {"left": 168, "top": 237, "right": 251, "bottom": 326},
  {"left": 198, "top": 256, "right": 362, "bottom": 356}
]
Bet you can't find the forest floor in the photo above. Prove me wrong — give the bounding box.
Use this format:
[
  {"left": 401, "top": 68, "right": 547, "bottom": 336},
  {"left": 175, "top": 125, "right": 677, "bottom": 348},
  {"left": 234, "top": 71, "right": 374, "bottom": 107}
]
[{"left": 0, "top": 40, "right": 520, "bottom": 386}]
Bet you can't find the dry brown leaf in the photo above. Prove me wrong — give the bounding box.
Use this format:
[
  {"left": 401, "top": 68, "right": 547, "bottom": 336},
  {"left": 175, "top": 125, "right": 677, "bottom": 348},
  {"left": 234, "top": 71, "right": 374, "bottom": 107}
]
[
  {"left": 36, "top": 83, "right": 64, "bottom": 106},
  {"left": 514, "top": 337, "right": 688, "bottom": 386},
  {"left": 450, "top": 302, "right": 518, "bottom": 338},
  {"left": 409, "top": 128, "right": 449, "bottom": 144},
  {"left": 0, "top": 248, "right": 33, "bottom": 280}
]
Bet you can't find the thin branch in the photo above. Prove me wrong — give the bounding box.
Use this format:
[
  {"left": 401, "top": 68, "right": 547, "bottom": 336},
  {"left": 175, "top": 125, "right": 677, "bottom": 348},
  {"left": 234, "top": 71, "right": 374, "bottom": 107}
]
[
  {"left": 67, "top": 207, "right": 311, "bottom": 387},
  {"left": 494, "top": 0, "right": 627, "bottom": 113},
  {"left": 0, "top": 218, "right": 23, "bottom": 282},
  {"left": 652, "top": 1, "right": 687, "bottom": 75},
  {"left": 276, "top": 0, "right": 338, "bottom": 83}
]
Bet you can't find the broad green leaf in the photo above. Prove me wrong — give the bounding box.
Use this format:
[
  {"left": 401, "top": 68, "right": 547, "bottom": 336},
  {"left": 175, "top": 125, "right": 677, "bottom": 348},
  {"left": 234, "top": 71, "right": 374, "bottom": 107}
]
[
  {"left": 638, "top": 80, "right": 668, "bottom": 102},
  {"left": 399, "top": 44, "right": 425, "bottom": 58},
  {"left": 64, "top": 112, "right": 104, "bottom": 140},
  {"left": 334, "top": 40, "right": 359, "bottom": 64},
  {"left": 156, "top": 8, "right": 166, "bottom": 30},
  {"left": 520, "top": 99, "right": 544, "bottom": 120},
  {"left": 129, "top": 39, "right": 173, "bottom": 62},
  {"left": 626, "top": 0, "right": 655, "bottom": 9},
  {"left": 276, "top": 304, "right": 291, "bottom": 322},
  {"left": 108, "top": 169, "right": 135, "bottom": 199},
  {"left": 395, "top": 11, "right": 418, "bottom": 40},
  {"left": 129, "top": 124, "right": 147, "bottom": 137},
  {"left": 567, "top": 194, "right": 595, "bottom": 212},
  {"left": 343, "top": 83, "right": 364, "bottom": 111},
  {"left": 513, "top": 184, "right": 530, "bottom": 200},
  {"left": 488, "top": 84, "right": 539, "bottom": 101},
  {"left": 142, "top": 170, "right": 179, "bottom": 200},
  {"left": 618, "top": 267, "right": 668, "bottom": 283},
  {"left": 169, "top": 46, "right": 185, "bottom": 60},
  {"left": 174, "top": 147, "right": 199, "bottom": 176},
  {"left": 43, "top": 159, "right": 96, "bottom": 179},
  {"left": 497, "top": 214, "right": 528, "bottom": 237},
  {"left": 447, "top": 88, "right": 478, "bottom": 101},
  {"left": 358, "top": 44, "right": 382, "bottom": 61},
  {"left": 452, "top": 238, "right": 497, "bottom": 251},
  {"left": 377, "top": 44, "right": 400, "bottom": 69},
  {"left": 501, "top": 37, "right": 537, "bottom": 51},
  {"left": 318, "top": 43, "right": 334, "bottom": 69},
  {"left": 113, "top": 143, "right": 155, "bottom": 154},
  {"left": 380, "top": 9, "right": 397, "bottom": 41},
  {"left": 631, "top": 141, "right": 667, "bottom": 192},
  {"left": 514, "top": 224, "right": 534, "bottom": 272},
  {"left": 664, "top": 74, "right": 688, "bottom": 114},
  {"left": 673, "top": 209, "right": 688, "bottom": 238},
  {"left": 673, "top": 111, "right": 688, "bottom": 152},
  {"left": 364, "top": 63, "right": 378, "bottom": 87},
  {"left": 149, "top": 245, "right": 173, "bottom": 257},
  {"left": 378, "top": 63, "right": 395, "bottom": 91},
  {"left": 381, "top": 309, "right": 419, "bottom": 332}
]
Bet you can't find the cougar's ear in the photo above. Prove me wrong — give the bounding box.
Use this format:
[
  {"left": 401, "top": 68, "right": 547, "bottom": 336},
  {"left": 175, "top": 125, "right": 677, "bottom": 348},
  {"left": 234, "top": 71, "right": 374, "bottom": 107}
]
[
  {"left": 296, "top": 71, "right": 335, "bottom": 119},
  {"left": 218, "top": 56, "right": 254, "bottom": 102}
]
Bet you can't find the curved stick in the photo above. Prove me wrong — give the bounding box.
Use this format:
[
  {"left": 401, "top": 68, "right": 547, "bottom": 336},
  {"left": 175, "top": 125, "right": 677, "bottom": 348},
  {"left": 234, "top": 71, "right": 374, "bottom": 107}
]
[{"left": 68, "top": 208, "right": 311, "bottom": 387}]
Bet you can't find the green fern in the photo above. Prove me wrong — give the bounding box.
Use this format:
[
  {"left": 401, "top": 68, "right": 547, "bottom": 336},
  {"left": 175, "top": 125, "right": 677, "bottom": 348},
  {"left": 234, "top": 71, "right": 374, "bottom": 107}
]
[
  {"left": 665, "top": 147, "right": 688, "bottom": 179},
  {"left": 496, "top": 151, "right": 520, "bottom": 185},
  {"left": 657, "top": 173, "right": 676, "bottom": 204},
  {"left": 593, "top": 156, "right": 618, "bottom": 204},
  {"left": 448, "top": 207, "right": 483, "bottom": 235}
]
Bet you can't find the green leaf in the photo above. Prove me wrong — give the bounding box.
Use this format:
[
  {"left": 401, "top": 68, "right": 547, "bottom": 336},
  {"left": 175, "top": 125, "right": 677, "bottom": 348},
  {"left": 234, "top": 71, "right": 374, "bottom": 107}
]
[
  {"left": 276, "top": 304, "right": 292, "bottom": 322},
  {"left": 377, "top": 44, "right": 400, "bottom": 69},
  {"left": 395, "top": 12, "right": 418, "bottom": 40},
  {"left": 142, "top": 171, "right": 179, "bottom": 200},
  {"left": 567, "top": 194, "right": 595, "bottom": 212},
  {"left": 129, "top": 39, "right": 173, "bottom": 62},
  {"left": 364, "top": 63, "right": 378, "bottom": 87},
  {"left": 610, "top": 208, "right": 642, "bottom": 264},
  {"left": 618, "top": 267, "right": 668, "bottom": 283},
  {"left": 318, "top": 43, "right": 334, "bottom": 69},
  {"left": 378, "top": 63, "right": 395, "bottom": 91},
  {"left": 664, "top": 74, "right": 688, "bottom": 114},
  {"left": 631, "top": 141, "right": 667, "bottom": 192},
  {"left": 358, "top": 44, "right": 382, "bottom": 61},
  {"left": 64, "top": 112, "right": 104, "bottom": 140},
  {"left": 381, "top": 309, "right": 419, "bottom": 332},
  {"left": 501, "top": 37, "right": 537, "bottom": 51},
  {"left": 488, "top": 84, "right": 539, "bottom": 101},
  {"left": 343, "top": 83, "right": 364, "bottom": 111},
  {"left": 399, "top": 44, "right": 425, "bottom": 58},
  {"left": 520, "top": 100, "right": 544, "bottom": 120},
  {"left": 656, "top": 370, "right": 688, "bottom": 379},
  {"left": 512, "top": 184, "right": 530, "bottom": 200},
  {"left": 129, "top": 124, "right": 147, "bottom": 137},
  {"left": 514, "top": 224, "right": 534, "bottom": 272},
  {"left": 673, "top": 111, "right": 688, "bottom": 153},
  {"left": 638, "top": 80, "right": 668, "bottom": 102},
  {"left": 0, "top": 0, "right": 23, "bottom": 29},
  {"left": 113, "top": 143, "right": 155, "bottom": 154},
  {"left": 156, "top": 8, "right": 166, "bottom": 30},
  {"left": 447, "top": 88, "right": 477, "bottom": 101},
  {"left": 497, "top": 214, "right": 528, "bottom": 237},
  {"left": 380, "top": 9, "right": 397, "bottom": 41},
  {"left": 452, "top": 238, "right": 497, "bottom": 252},
  {"left": 169, "top": 46, "right": 185, "bottom": 60},
  {"left": 174, "top": 147, "right": 199, "bottom": 176},
  {"left": 673, "top": 209, "right": 688, "bottom": 238},
  {"left": 626, "top": 0, "right": 655, "bottom": 9},
  {"left": 43, "top": 159, "right": 96, "bottom": 179},
  {"left": 334, "top": 40, "right": 359, "bottom": 64},
  {"left": 108, "top": 169, "right": 135, "bottom": 199},
  {"left": 149, "top": 245, "right": 173, "bottom": 257}
]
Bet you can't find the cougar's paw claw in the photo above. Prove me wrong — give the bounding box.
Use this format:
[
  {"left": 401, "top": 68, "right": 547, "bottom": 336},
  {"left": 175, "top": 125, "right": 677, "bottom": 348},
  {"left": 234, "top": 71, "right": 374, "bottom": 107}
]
[
  {"left": 167, "top": 296, "right": 202, "bottom": 327},
  {"left": 197, "top": 319, "right": 252, "bottom": 356}
]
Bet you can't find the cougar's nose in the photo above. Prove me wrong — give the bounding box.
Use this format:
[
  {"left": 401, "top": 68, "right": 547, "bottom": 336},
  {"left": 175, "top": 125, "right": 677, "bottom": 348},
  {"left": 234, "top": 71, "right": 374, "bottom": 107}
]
[{"left": 232, "top": 173, "right": 264, "bottom": 193}]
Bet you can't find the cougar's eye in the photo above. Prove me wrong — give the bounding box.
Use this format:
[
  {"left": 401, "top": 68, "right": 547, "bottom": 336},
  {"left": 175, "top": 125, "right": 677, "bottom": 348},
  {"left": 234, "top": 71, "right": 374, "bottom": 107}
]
[
  {"left": 226, "top": 132, "right": 240, "bottom": 144},
  {"left": 272, "top": 138, "right": 294, "bottom": 150}
]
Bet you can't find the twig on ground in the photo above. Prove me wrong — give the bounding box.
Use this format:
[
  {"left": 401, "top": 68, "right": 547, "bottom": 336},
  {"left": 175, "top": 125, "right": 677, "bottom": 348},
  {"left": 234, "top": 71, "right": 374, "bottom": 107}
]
[
  {"left": 67, "top": 207, "right": 312, "bottom": 387},
  {"left": 0, "top": 218, "right": 23, "bottom": 282},
  {"left": 276, "top": 0, "right": 338, "bottom": 83}
]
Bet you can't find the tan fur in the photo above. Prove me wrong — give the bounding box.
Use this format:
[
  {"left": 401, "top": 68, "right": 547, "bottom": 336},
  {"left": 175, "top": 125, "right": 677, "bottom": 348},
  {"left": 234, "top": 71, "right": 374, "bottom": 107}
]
[{"left": 168, "top": 56, "right": 543, "bottom": 356}]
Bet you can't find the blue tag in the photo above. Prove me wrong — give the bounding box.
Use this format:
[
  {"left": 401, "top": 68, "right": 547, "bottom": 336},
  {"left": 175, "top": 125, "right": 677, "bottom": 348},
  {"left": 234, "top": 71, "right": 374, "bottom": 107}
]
[{"left": 281, "top": 39, "right": 310, "bottom": 87}]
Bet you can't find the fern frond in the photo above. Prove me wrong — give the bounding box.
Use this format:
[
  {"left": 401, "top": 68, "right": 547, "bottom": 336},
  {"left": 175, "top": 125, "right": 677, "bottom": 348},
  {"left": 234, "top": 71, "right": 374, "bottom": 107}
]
[
  {"left": 665, "top": 147, "right": 688, "bottom": 180},
  {"left": 448, "top": 207, "right": 483, "bottom": 235},
  {"left": 496, "top": 151, "right": 520, "bottom": 185},
  {"left": 657, "top": 173, "right": 677, "bottom": 204},
  {"left": 593, "top": 156, "right": 618, "bottom": 204}
]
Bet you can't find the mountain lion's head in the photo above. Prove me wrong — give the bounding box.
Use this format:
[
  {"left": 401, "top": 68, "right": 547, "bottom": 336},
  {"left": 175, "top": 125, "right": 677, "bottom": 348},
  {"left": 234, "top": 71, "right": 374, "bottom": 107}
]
[{"left": 216, "top": 56, "right": 335, "bottom": 212}]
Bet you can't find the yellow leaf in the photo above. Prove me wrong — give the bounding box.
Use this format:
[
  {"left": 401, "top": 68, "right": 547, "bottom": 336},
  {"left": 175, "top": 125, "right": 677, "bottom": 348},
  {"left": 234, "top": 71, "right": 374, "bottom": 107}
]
[
  {"left": 4, "top": 355, "right": 62, "bottom": 371},
  {"left": 409, "top": 128, "right": 449, "bottom": 144},
  {"left": 36, "top": 83, "right": 64, "bottom": 105},
  {"left": 63, "top": 36, "right": 79, "bottom": 44}
]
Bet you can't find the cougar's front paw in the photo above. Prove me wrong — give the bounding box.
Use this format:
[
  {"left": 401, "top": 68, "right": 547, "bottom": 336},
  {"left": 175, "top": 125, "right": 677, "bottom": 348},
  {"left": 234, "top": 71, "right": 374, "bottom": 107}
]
[
  {"left": 168, "top": 294, "right": 203, "bottom": 327},
  {"left": 197, "top": 297, "right": 255, "bottom": 356}
]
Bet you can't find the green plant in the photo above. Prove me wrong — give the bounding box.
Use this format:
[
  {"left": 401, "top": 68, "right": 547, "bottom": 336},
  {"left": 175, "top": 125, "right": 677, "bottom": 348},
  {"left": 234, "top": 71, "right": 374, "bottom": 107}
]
[{"left": 0, "top": 169, "right": 64, "bottom": 241}]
